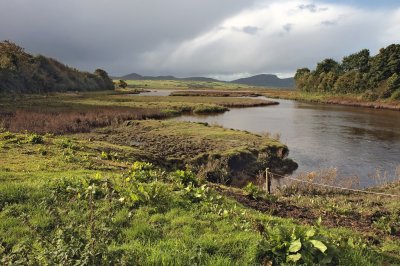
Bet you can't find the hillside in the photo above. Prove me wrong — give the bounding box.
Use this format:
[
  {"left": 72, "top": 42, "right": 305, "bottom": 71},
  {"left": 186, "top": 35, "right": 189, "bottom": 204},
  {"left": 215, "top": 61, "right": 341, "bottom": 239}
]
[
  {"left": 0, "top": 41, "right": 114, "bottom": 94},
  {"left": 231, "top": 74, "right": 295, "bottom": 88}
]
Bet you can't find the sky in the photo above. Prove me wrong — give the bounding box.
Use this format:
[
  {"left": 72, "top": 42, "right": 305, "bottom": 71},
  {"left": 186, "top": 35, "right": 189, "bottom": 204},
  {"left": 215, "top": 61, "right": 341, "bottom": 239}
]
[{"left": 1, "top": 0, "right": 400, "bottom": 80}]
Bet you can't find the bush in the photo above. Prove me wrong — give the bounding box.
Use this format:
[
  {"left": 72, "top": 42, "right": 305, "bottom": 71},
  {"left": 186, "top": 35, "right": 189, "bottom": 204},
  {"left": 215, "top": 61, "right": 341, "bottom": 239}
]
[
  {"left": 361, "top": 90, "right": 379, "bottom": 101},
  {"left": 118, "top": 80, "right": 128, "bottom": 89}
]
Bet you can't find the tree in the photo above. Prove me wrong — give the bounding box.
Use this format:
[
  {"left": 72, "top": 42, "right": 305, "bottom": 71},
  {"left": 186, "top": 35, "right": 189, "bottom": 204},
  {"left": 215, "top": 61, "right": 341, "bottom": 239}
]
[
  {"left": 94, "top": 69, "right": 109, "bottom": 79},
  {"left": 315, "top": 59, "right": 340, "bottom": 75},
  {"left": 379, "top": 73, "right": 400, "bottom": 98},
  {"left": 294, "top": 68, "right": 311, "bottom": 91},
  {"left": 334, "top": 71, "right": 364, "bottom": 93},
  {"left": 342, "top": 49, "right": 370, "bottom": 73}
]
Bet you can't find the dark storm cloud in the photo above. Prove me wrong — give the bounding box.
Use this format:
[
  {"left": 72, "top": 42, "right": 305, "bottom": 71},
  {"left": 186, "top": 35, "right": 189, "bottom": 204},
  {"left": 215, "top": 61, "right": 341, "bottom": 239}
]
[{"left": 0, "top": 0, "right": 257, "bottom": 75}]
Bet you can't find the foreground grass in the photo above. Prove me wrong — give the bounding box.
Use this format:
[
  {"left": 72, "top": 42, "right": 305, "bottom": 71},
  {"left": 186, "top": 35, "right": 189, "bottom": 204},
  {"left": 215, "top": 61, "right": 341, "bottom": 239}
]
[
  {"left": 1, "top": 87, "right": 399, "bottom": 264},
  {"left": 0, "top": 132, "right": 396, "bottom": 265}
]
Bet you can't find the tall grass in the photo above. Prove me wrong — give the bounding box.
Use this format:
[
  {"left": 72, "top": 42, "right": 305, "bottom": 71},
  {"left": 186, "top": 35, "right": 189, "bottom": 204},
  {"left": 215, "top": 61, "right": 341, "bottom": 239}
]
[{"left": 0, "top": 108, "right": 168, "bottom": 134}]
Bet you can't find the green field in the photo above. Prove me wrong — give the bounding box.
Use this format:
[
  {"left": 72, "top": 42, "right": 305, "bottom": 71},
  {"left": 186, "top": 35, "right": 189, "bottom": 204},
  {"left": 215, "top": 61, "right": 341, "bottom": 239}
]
[
  {"left": 119, "top": 79, "right": 400, "bottom": 110},
  {"left": 123, "top": 79, "right": 262, "bottom": 91},
  {"left": 1, "top": 88, "right": 400, "bottom": 265}
]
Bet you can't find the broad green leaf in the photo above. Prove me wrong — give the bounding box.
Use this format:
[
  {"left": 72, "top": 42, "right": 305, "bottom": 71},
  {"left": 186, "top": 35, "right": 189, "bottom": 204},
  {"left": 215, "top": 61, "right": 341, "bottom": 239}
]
[
  {"left": 310, "top": 239, "right": 327, "bottom": 253},
  {"left": 306, "top": 228, "right": 315, "bottom": 238},
  {"left": 289, "top": 239, "right": 302, "bottom": 253},
  {"left": 287, "top": 253, "right": 302, "bottom": 262}
]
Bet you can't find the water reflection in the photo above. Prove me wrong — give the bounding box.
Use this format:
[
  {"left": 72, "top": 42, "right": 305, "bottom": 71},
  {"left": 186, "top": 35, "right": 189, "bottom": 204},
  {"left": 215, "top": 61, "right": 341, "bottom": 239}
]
[{"left": 173, "top": 96, "right": 400, "bottom": 186}]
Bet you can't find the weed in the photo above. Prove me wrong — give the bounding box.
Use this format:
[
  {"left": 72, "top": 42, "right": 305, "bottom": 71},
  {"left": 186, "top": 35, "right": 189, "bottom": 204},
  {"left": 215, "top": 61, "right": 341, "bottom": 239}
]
[
  {"left": 28, "top": 134, "right": 44, "bottom": 144},
  {"left": 244, "top": 182, "right": 263, "bottom": 200}
]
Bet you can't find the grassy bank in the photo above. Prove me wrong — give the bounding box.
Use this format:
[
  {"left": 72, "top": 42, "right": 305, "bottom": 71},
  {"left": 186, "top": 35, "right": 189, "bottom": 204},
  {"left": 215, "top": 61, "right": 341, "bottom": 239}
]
[
  {"left": 170, "top": 90, "right": 262, "bottom": 97},
  {"left": 261, "top": 90, "right": 400, "bottom": 111},
  {"left": 0, "top": 90, "right": 292, "bottom": 184},
  {"left": 0, "top": 131, "right": 397, "bottom": 265},
  {"left": 81, "top": 120, "right": 296, "bottom": 186},
  {"left": 121, "top": 79, "right": 400, "bottom": 110}
]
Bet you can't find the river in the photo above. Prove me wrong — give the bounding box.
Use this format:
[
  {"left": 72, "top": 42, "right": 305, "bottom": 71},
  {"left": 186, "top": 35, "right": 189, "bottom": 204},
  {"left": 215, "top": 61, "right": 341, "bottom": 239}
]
[{"left": 138, "top": 90, "right": 400, "bottom": 187}]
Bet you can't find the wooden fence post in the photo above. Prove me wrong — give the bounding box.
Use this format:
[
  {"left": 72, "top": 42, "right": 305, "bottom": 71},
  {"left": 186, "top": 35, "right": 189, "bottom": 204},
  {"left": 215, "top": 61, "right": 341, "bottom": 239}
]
[{"left": 265, "top": 168, "right": 271, "bottom": 194}]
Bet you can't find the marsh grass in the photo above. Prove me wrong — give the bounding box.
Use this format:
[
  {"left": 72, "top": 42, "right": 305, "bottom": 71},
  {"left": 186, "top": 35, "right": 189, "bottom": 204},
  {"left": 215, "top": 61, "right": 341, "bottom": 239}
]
[
  {"left": 260, "top": 131, "right": 281, "bottom": 141},
  {"left": 279, "top": 168, "right": 360, "bottom": 196},
  {"left": 370, "top": 168, "right": 391, "bottom": 186},
  {"left": 0, "top": 108, "right": 168, "bottom": 134}
]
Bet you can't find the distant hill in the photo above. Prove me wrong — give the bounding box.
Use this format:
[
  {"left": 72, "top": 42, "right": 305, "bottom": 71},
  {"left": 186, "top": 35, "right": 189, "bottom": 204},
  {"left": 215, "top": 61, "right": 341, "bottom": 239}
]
[
  {"left": 118, "top": 73, "right": 219, "bottom": 82},
  {"left": 231, "top": 74, "right": 294, "bottom": 88},
  {"left": 117, "top": 72, "right": 294, "bottom": 88},
  {"left": 0, "top": 41, "right": 114, "bottom": 94}
]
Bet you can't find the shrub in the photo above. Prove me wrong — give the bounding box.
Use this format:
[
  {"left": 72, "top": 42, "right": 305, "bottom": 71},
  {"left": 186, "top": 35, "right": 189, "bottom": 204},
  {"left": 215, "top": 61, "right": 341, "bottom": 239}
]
[
  {"left": 118, "top": 80, "right": 128, "bottom": 88},
  {"left": 361, "top": 90, "right": 379, "bottom": 101}
]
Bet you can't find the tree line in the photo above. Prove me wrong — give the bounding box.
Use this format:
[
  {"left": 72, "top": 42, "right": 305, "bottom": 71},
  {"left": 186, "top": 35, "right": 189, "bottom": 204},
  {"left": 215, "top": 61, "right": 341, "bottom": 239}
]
[
  {"left": 0, "top": 41, "right": 114, "bottom": 94},
  {"left": 294, "top": 44, "right": 400, "bottom": 100}
]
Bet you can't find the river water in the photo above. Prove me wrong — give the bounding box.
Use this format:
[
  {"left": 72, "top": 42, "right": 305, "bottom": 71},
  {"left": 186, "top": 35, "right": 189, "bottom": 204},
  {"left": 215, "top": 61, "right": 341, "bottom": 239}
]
[{"left": 136, "top": 90, "right": 400, "bottom": 186}]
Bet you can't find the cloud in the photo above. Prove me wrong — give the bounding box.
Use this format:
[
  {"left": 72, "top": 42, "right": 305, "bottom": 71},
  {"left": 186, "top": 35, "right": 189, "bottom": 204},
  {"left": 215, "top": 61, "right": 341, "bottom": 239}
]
[
  {"left": 283, "top": 23, "right": 294, "bottom": 32},
  {"left": 321, "top": 20, "right": 337, "bottom": 26},
  {"left": 298, "top": 3, "right": 328, "bottom": 13},
  {"left": 242, "top": 26, "right": 260, "bottom": 35},
  {"left": 138, "top": 0, "right": 400, "bottom": 78},
  {"left": 1, "top": 0, "right": 400, "bottom": 78},
  {"left": 0, "top": 0, "right": 257, "bottom": 75},
  {"left": 298, "top": 3, "right": 318, "bottom": 12}
]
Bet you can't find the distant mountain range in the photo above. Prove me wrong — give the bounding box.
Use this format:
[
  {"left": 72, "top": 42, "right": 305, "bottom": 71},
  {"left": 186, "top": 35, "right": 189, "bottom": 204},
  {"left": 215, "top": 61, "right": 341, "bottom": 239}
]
[
  {"left": 116, "top": 73, "right": 219, "bottom": 83},
  {"left": 114, "top": 73, "right": 295, "bottom": 88}
]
